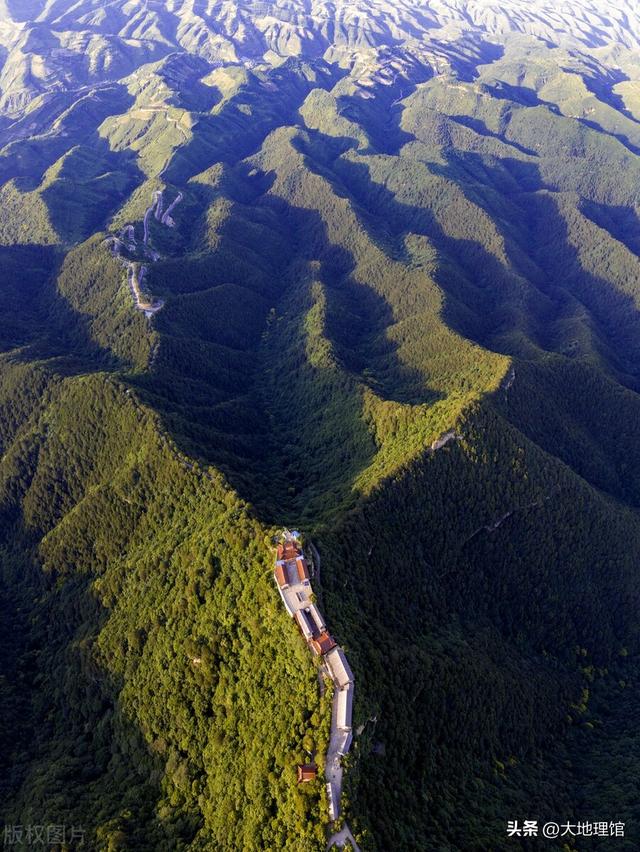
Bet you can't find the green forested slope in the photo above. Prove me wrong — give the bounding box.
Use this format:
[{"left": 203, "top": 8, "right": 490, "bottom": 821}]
[
  {"left": 1, "top": 7, "right": 640, "bottom": 851},
  {"left": 0, "top": 368, "right": 328, "bottom": 851}
]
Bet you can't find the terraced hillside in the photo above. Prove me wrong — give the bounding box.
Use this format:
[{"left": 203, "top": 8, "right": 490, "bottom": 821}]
[{"left": 1, "top": 2, "right": 640, "bottom": 850}]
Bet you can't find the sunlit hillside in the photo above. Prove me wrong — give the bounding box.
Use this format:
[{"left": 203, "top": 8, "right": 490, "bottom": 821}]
[{"left": 1, "top": 2, "right": 640, "bottom": 850}]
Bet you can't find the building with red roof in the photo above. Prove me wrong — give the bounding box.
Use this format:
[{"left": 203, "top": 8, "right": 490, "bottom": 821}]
[
  {"left": 310, "top": 631, "right": 337, "bottom": 656},
  {"left": 297, "top": 764, "right": 317, "bottom": 783},
  {"left": 274, "top": 563, "right": 288, "bottom": 588}
]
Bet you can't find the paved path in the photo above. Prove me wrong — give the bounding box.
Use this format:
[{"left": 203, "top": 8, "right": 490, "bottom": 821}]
[
  {"left": 430, "top": 429, "right": 461, "bottom": 452},
  {"left": 127, "top": 264, "right": 164, "bottom": 317},
  {"left": 327, "top": 824, "right": 361, "bottom": 851},
  {"left": 162, "top": 191, "right": 183, "bottom": 226},
  {"left": 325, "top": 687, "right": 347, "bottom": 818},
  {"left": 143, "top": 189, "right": 183, "bottom": 243},
  {"left": 143, "top": 191, "right": 163, "bottom": 245},
  {"left": 310, "top": 541, "right": 321, "bottom": 582}
]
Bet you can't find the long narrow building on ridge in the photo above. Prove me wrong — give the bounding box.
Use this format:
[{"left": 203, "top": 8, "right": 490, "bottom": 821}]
[{"left": 273, "top": 530, "right": 355, "bottom": 823}]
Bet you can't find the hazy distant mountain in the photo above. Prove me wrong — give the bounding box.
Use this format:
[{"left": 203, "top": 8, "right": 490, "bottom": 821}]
[
  {"left": 1, "top": 1, "right": 640, "bottom": 850},
  {"left": 1, "top": 1, "right": 640, "bottom": 117}
]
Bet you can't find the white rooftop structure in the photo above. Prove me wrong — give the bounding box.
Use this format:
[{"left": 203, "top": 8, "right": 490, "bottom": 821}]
[
  {"left": 274, "top": 572, "right": 312, "bottom": 617},
  {"left": 338, "top": 730, "right": 353, "bottom": 757},
  {"left": 326, "top": 647, "right": 354, "bottom": 689},
  {"left": 294, "top": 609, "right": 314, "bottom": 640},
  {"left": 327, "top": 781, "right": 339, "bottom": 822},
  {"left": 306, "top": 603, "right": 325, "bottom": 635},
  {"left": 336, "top": 684, "right": 354, "bottom": 732}
]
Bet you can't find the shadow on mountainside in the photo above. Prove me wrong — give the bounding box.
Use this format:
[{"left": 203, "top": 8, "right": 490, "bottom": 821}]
[
  {"left": 128, "top": 86, "right": 640, "bottom": 519},
  {"left": 0, "top": 84, "right": 144, "bottom": 247},
  {"left": 162, "top": 58, "right": 345, "bottom": 185},
  {"left": 117, "top": 66, "right": 640, "bottom": 520},
  {"left": 0, "top": 528, "right": 193, "bottom": 850},
  {"left": 0, "top": 243, "right": 133, "bottom": 377},
  {"left": 289, "top": 125, "right": 640, "bottom": 509},
  {"left": 327, "top": 36, "right": 505, "bottom": 158},
  {"left": 305, "top": 138, "right": 640, "bottom": 388},
  {"left": 40, "top": 140, "right": 142, "bottom": 246},
  {"left": 126, "top": 165, "right": 446, "bottom": 523},
  {"left": 0, "top": 84, "right": 137, "bottom": 189}
]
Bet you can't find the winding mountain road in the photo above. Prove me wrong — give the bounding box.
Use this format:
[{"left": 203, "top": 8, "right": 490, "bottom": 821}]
[
  {"left": 143, "top": 191, "right": 163, "bottom": 245},
  {"left": 127, "top": 264, "right": 163, "bottom": 317},
  {"left": 162, "top": 191, "right": 183, "bottom": 226},
  {"left": 115, "top": 188, "right": 183, "bottom": 318}
]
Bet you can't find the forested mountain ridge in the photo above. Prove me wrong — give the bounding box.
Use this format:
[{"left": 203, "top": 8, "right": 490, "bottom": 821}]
[{"left": 1, "top": 1, "right": 640, "bottom": 850}]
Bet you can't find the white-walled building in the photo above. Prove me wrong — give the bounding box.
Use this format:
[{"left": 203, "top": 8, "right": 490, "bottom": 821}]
[
  {"left": 327, "top": 781, "right": 339, "bottom": 821},
  {"left": 336, "top": 683, "right": 354, "bottom": 732},
  {"left": 294, "top": 608, "right": 314, "bottom": 640},
  {"left": 326, "top": 646, "right": 354, "bottom": 688},
  {"left": 306, "top": 604, "right": 326, "bottom": 635}
]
